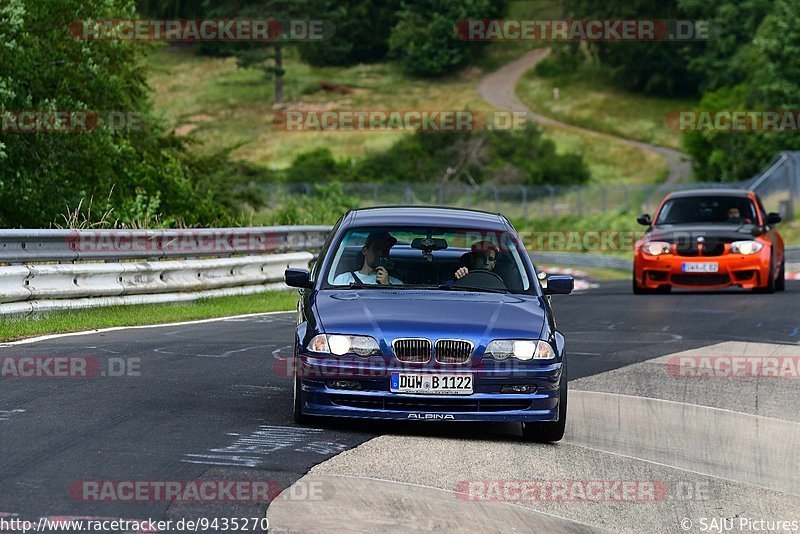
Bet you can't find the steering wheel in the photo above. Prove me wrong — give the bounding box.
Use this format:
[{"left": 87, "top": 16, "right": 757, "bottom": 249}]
[{"left": 452, "top": 269, "right": 507, "bottom": 291}]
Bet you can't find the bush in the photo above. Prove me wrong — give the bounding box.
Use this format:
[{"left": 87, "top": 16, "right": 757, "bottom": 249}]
[
  {"left": 267, "top": 182, "right": 359, "bottom": 225},
  {"left": 388, "top": 0, "right": 507, "bottom": 77},
  {"left": 286, "top": 148, "right": 350, "bottom": 182}
]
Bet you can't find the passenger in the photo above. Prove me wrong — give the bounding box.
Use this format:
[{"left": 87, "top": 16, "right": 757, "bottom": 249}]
[
  {"left": 455, "top": 241, "right": 499, "bottom": 279},
  {"left": 333, "top": 231, "right": 402, "bottom": 285}
]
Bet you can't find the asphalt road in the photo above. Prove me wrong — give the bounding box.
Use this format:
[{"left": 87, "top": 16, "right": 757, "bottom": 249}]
[{"left": 1, "top": 281, "right": 799, "bottom": 531}]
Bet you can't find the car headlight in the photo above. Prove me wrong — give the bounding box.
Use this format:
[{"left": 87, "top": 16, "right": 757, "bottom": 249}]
[
  {"left": 642, "top": 241, "right": 671, "bottom": 256},
  {"left": 730, "top": 240, "right": 764, "bottom": 255},
  {"left": 484, "top": 339, "right": 555, "bottom": 361},
  {"left": 307, "top": 334, "right": 381, "bottom": 357}
]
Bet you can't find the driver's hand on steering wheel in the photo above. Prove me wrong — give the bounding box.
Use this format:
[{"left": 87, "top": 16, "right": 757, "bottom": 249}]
[{"left": 454, "top": 267, "right": 469, "bottom": 279}]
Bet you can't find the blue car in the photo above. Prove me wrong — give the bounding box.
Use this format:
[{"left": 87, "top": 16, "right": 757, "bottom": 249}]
[{"left": 284, "top": 207, "right": 574, "bottom": 442}]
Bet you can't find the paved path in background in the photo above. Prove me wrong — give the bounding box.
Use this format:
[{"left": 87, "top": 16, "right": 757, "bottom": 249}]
[{"left": 477, "top": 48, "right": 693, "bottom": 184}]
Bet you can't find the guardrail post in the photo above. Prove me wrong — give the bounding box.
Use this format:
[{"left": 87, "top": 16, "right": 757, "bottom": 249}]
[
  {"left": 520, "top": 186, "right": 528, "bottom": 219},
  {"left": 788, "top": 153, "right": 797, "bottom": 221},
  {"left": 601, "top": 186, "right": 608, "bottom": 212}
]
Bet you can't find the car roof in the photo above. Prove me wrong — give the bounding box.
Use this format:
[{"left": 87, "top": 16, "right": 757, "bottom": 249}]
[
  {"left": 342, "top": 206, "right": 508, "bottom": 231},
  {"left": 666, "top": 188, "right": 752, "bottom": 199}
]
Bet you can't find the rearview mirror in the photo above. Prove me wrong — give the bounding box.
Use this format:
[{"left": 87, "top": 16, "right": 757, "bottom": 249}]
[
  {"left": 410, "top": 237, "right": 448, "bottom": 251},
  {"left": 285, "top": 268, "right": 312, "bottom": 288},
  {"left": 637, "top": 214, "right": 652, "bottom": 226},
  {"left": 544, "top": 275, "right": 573, "bottom": 295}
]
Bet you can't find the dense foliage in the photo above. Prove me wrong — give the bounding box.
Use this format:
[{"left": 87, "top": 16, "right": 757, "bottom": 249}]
[
  {"left": 282, "top": 125, "right": 590, "bottom": 186},
  {"left": 0, "top": 0, "right": 243, "bottom": 228},
  {"left": 138, "top": 0, "right": 506, "bottom": 76},
  {"left": 558, "top": 0, "right": 800, "bottom": 181}
]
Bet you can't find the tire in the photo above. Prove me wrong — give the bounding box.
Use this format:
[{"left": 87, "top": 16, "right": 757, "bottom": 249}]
[
  {"left": 632, "top": 274, "right": 653, "bottom": 295},
  {"left": 292, "top": 346, "right": 312, "bottom": 425},
  {"left": 754, "top": 259, "right": 776, "bottom": 294},
  {"left": 293, "top": 369, "right": 311, "bottom": 425},
  {"left": 776, "top": 260, "right": 786, "bottom": 292},
  {"left": 521, "top": 360, "right": 567, "bottom": 443}
]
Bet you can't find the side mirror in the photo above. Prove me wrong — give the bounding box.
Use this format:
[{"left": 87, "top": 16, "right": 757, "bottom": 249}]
[
  {"left": 637, "top": 214, "right": 652, "bottom": 226},
  {"left": 766, "top": 212, "right": 782, "bottom": 225},
  {"left": 285, "top": 268, "right": 312, "bottom": 289},
  {"left": 544, "top": 275, "right": 573, "bottom": 295}
]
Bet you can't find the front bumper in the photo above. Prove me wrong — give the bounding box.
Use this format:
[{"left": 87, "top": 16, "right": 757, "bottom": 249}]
[
  {"left": 295, "top": 355, "right": 563, "bottom": 423},
  {"left": 635, "top": 249, "right": 771, "bottom": 289}
]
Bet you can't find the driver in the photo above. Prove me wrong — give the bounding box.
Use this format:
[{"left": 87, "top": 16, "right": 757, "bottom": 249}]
[
  {"left": 455, "top": 241, "right": 499, "bottom": 280},
  {"left": 333, "top": 231, "right": 403, "bottom": 285},
  {"left": 726, "top": 207, "right": 751, "bottom": 224}
]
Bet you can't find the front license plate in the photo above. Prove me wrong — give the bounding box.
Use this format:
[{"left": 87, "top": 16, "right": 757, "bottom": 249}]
[
  {"left": 682, "top": 262, "right": 718, "bottom": 273},
  {"left": 390, "top": 373, "right": 473, "bottom": 395}
]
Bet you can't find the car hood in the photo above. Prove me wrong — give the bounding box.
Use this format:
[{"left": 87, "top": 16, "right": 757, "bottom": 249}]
[
  {"left": 313, "top": 289, "right": 546, "bottom": 348},
  {"left": 648, "top": 223, "right": 760, "bottom": 244}
]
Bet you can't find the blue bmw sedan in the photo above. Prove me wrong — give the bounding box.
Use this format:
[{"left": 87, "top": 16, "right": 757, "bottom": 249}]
[{"left": 284, "top": 207, "right": 574, "bottom": 442}]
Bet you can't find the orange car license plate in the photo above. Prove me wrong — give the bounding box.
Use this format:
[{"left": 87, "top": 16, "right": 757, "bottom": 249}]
[{"left": 682, "top": 262, "right": 718, "bottom": 273}]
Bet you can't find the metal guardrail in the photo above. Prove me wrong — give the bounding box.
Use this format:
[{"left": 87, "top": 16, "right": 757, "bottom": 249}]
[
  {"left": 531, "top": 252, "right": 632, "bottom": 271},
  {"left": 1, "top": 221, "right": 796, "bottom": 315},
  {"left": 0, "top": 226, "right": 330, "bottom": 264},
  {"left": 0, "top": 227, "right": 330, "bottom": 316}
]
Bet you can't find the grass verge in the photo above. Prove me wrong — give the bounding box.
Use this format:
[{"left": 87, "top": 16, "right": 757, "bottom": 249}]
[
  {"left": 0, "top": 291, "right": 298, "bottom": 343},
  {"left": 517, "top": 61, "right": 697, "bottom": 151}
]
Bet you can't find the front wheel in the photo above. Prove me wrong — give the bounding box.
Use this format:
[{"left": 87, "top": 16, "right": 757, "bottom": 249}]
[
  {"left": 632, "top": 274, "right": 653, "bottom": 295},
  {"left": 776, "top": 260, "right": 786, "bottom": 292},
  {"left": 521, "top": 362, "right": 567, "bottom": 442},
  {"left": 293, "top": 374, "right": 311, "bottom": 424},
  {"left": 754, "top": 259, "right": 776, "bottom": 294}
]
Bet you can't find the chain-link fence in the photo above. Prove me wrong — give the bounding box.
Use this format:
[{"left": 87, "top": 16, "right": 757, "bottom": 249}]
[
  {"left": 748, "top": 151, "right": 800, "bottom": 219},
  {"left": 261, "top": 151, "right": 799, "bottom": 221}
]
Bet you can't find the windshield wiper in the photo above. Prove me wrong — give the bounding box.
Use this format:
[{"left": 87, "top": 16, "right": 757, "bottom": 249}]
[
  {"left": 437, "top": 284, "right": 507, "bottom": 293},
  {"left": 345, "top": 283, "right": 425, "bottom": 289}
]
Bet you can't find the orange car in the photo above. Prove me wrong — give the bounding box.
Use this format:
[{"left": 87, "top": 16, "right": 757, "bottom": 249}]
[{"left": 633, "top": 189, "right": 785, "bottom": 293}]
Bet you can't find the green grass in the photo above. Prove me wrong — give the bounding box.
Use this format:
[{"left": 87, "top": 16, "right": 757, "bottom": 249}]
[
  {"left": 517, "top": 61, "right": 698, "bottom": 151},
  {"left": 540, "top": 123, "right": 668, "bottom": 184},
  {"left": 146, "top": 45, "right": 486, "bottom": 169},
  {"left": 576, "top": 267, "right": 630, "bottom": 281},
  {"left": 779, "top": 219, "right": 800, "bottom": 247},
  {"left": 0, "top": 291, "right": 298, "bottom": 342}
]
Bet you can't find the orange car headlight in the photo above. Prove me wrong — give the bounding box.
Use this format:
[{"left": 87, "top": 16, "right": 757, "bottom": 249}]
[
  {"left": 642, "top": 241, "right": 671, "bottom": 256},
  {"left": 730, "top": 240, "right": 764, "bottom": 255}
]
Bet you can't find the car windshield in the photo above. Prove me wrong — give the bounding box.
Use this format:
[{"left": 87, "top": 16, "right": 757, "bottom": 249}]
[
  {"left": 323, "top": 226, "right": 533, "bottom": 293},
  {"left": 655, "top": 196, "right": 758, "bottom": 225}
]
